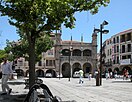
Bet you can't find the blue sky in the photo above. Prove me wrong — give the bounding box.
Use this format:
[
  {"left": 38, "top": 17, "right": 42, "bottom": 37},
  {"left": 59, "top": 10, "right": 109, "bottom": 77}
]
[{"left": 0, "top": 0, "right": 132, "bottom": 52}]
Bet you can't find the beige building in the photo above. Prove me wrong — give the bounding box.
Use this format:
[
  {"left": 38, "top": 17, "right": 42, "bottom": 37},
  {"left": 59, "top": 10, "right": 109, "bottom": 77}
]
[
  {"left": 14, "top": 30, "right": 98, "bottom": 78},
  {"left": 102, "top": 29, "right": 132, "bottom": 74}
]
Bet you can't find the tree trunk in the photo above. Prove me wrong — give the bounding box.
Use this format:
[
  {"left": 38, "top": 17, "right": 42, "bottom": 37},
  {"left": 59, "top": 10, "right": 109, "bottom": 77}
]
[{"left": 28, "top": 34, "right": 36, "bottom": 89}]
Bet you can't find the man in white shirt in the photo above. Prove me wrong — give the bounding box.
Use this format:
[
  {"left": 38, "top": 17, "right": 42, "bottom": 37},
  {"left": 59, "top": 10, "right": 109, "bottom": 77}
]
[
  {"left": 0, "top": 58, "right": 13, "bottom": 95},
  {"left": 79, "top": 70, "right": 84, "bottom": 84}
]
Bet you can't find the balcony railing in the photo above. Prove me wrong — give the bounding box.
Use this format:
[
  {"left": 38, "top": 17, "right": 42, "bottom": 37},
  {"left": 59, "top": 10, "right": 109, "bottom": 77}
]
[{"left": 60, "top": 56, "right": 93, "bottom": 62}]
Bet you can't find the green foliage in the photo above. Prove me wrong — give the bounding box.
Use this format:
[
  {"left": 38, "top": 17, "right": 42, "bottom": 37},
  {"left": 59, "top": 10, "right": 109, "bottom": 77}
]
[
  {"left": 0, "top": 0, "right": 110, "bottom": 32},
  {"left": 4, "top": 32, "right": 53, "bottom": 62},
  {"left": 0, "top": 49, "right": 7, "bottom": 63}
]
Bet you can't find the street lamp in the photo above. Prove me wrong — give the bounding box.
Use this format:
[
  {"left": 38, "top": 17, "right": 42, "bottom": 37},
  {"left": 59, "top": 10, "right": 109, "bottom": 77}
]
[
  {"left": 59, "top": 49, "right": 62, "bottom": 80},
  {"left": 68, "top": 46, "right": 73, "bottom": 81},
  {"left": 94, "top": 20, "right": 109, "bottom": 86}
]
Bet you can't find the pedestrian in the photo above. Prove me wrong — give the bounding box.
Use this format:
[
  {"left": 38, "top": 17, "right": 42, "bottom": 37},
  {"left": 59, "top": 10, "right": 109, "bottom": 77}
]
[
  {"left": 125, "top": 70, "right": 129, "bottom": 80},
  {"left": 123, "top": 69, "right": 127, "bottom": 80},
  {"left": 114, "top": 70, "right": 117, "bottom": 80},
  {"left": 105, "top": 70, "right": 110, "bottom": 80},
  {"left": 110, "top": 71, "right": 113, "bottom": 79},
  {"left": 79, "top": 69, "right": 84, "bottom": 84},
  {"left": 88, "top": 72, "right": 92, "bottom": 81},
  {"left": 0, "top": 58, "right": 13, "bottom": 95}
]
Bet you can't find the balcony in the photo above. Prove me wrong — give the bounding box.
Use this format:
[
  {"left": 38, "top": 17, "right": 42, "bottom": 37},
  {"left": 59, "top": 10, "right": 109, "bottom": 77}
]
[{"left": 60, "top": 56, "right": 93, "bottom": 62}]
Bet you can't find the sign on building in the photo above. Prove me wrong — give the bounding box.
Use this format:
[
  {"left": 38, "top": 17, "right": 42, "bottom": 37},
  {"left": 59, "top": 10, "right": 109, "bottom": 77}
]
[{"left": 120, "top": 59, "right": 130, "bottom": 65}]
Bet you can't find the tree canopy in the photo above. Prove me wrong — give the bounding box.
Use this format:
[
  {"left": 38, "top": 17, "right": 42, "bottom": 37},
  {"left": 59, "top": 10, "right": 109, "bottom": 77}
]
[
  {"left": 0, "top": 0, "right": 110, "bottom": 88},
  {"left": 4, "top": 33, "right": 53, "bottom": 62}
]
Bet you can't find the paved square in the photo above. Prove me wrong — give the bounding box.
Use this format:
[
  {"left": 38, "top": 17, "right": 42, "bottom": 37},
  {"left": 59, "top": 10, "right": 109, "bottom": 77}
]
[{"left": 0, "top": 78, "right": 132, "bottom": 102}]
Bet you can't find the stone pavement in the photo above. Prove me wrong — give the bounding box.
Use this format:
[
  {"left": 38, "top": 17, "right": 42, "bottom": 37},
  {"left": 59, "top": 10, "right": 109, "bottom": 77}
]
[{"left": 0, "top": 77, "right": 132, "bottom": 102}]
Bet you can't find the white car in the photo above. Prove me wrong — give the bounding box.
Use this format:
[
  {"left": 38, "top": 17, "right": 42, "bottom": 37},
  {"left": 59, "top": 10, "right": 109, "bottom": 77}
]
[
  {"left": 57, "top": 74, "right": 63, "bottom": 78},
  {"left": 45, "top": 73, "right": 52, "bottom": 78},
  {"left": 73, "top": 71, "right": 80, "bottom": 78}
]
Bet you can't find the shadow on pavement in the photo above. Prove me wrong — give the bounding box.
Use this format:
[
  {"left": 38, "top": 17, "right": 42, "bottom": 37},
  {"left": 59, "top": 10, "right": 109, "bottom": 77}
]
[
  {"left": 0, "top": 81, "right": 25, "bottom": 85},
  {"left": 0, "top": 94, "right": 27, "bottom": 102},
  {"left": 76, "top": 84, "right": 98, "bottom": 87},
  {"left": 112, "top": 80, "right": 131, "bottom": 83}
]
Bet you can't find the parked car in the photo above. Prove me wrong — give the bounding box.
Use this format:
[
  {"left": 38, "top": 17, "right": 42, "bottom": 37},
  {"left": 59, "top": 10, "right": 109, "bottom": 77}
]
[
  {"left": 57, "top": 74, "right": 63, "bottom": 78},
  {"left": 45, "top": 73, "right": 52, "bottom": 78},
  {"left": 73, "top": 71, "right": 80, "bottom": 78}
]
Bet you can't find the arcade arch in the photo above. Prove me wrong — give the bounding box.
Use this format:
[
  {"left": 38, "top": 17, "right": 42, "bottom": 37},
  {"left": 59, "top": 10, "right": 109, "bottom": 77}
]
[
  {"left": 62, "top": 63, "right": 70, "bottom": 77},
  {"left": 83, "top": 49, "right": 92, "bottom": 56},
  {"left": 45, "top": 69, "right": 56, "bottom": 77},
  {"left": 72, "top": 49, "right": 81, "bottom": 56},
  {"left": 72, "top": 62, "right": 81, "bottom": 73},
  {"left": 83, "top": 63, "right": 92, "bottom": 74},
  {"left": 36, "top": 69, "right": 44, "bottom": 77}
]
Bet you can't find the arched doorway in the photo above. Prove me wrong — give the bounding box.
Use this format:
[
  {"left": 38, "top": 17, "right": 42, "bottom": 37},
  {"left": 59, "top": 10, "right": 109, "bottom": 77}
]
[
  {"left": 108, "top": 68, "right": 112, "bottom": 72},
  {"left": 83, "top": 63, "right": 92, "bottom": 73},
  {"left": 83, "top": 63, "right": 92, "bottom": 77},
  {"left": 72, "top": 63, "right": 81, "bottom": 74},
  {"left": 122, "top": 66, "right": 132, "bottom": 75},
  {"left": 62, "top": 63, "right": 70, "bottom": 78},
  {"left": 45, "top": 69, "right": 56, "bottom": 77},
  {"left": 114, "top": 67, "right": 119, "bottom": 72},
  {"left": 36, "top": 69, "right": 44, "bottom": 77}
]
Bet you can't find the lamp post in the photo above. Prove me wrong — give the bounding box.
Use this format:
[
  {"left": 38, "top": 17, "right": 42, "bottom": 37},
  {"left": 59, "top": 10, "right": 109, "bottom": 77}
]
[
  {"left": 59, "top": 50, "right": 62, "bottom": 80},
  {"left": 68, "top": 49, "right": 71, "bottom": 81},
  {"left": 68, "top": 46, "right": 73, "bottom": 81},
  {"left": 94, "top": 20, "right": 109, "bottom": 86}
]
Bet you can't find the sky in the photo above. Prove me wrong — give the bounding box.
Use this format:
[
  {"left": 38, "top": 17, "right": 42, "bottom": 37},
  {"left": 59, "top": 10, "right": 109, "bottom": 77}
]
[{"left": 0, "top": 0, "right": 132, "bottom": 52}]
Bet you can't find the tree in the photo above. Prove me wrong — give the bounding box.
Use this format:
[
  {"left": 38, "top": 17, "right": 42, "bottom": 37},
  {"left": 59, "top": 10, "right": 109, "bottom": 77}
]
[{"left": 0, "top": 0, "right": 110, "bottom": 88}]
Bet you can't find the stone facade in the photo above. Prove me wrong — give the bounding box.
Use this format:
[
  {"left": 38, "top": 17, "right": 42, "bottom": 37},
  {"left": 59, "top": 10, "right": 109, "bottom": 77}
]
[
  {"left": 102, "top": 29, "right": 132, "bottom": 74},
  {"left": 14, "top": 30, "right": 98, "bottom": 78}
]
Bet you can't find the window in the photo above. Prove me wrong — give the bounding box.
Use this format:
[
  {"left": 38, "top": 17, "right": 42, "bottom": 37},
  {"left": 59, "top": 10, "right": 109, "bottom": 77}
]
[
  {"left": 113, "top": 60, "right": 116, "bottom": 64},
  {"left": 117, "top": 46, "right": 119, "bottom": 52},
  {"left": 110, "top": 58, "right": 112, "bottom": 65},
  {"left": 122, "top": 56, "right": 126, "bottom": 59},
  {"left": 117, "top": 36, "right": 119, "bottom": 43},
  {"left": 113, "top": 38, "right": 116, "bottom": 44},
  {"left": 128, "top": 55, "right": 131, "bottom": 59},
  {"left": 46, "top": 60, "right": 55, "bottom": 66},
  {"left": 117, "top": 56, "right": 119, "bottom": 64},
  {"left": 110, "top": 49, "right": 112, "bottom": 55},
  {"left": 127, "top": 44, "right": 131, "bottom": 52},
  {"left": 107, "top": 41, "right": 109, "bottom": 45},
  {"left": 122, "top": 45, "right": 125, "bottom": 53},
  {"left": 107, "top": 49, "right": 109, "bottom": 56},
  {"left": 114, "top": 45, "right": 116, "bottom": 53},
  {"left": 127, "top": 33, "right": 131, "bottom": 41},
  {"left": 121, "top": 35, "right": 125, "bottom": 42}
]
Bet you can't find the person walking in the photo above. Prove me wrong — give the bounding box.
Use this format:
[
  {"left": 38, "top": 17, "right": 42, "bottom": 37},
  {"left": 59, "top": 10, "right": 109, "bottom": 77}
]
[
  {"left": 123, "top": 69, "right": 127, "bottom": 80},
  {"left": 0, "top": 58, "right": 13, "bottom": 95},
  {"left": 88, "top": 72, "right": 92, "bottom": 81},
  {"left": 114, "top": 70, "right": 118, "bottom": 80},
  {"left": 105, "top": 71, "right": 110, "bottom": 80},
  {"left": 79, "top": 69, "right": 84, "bottom": 84}
]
